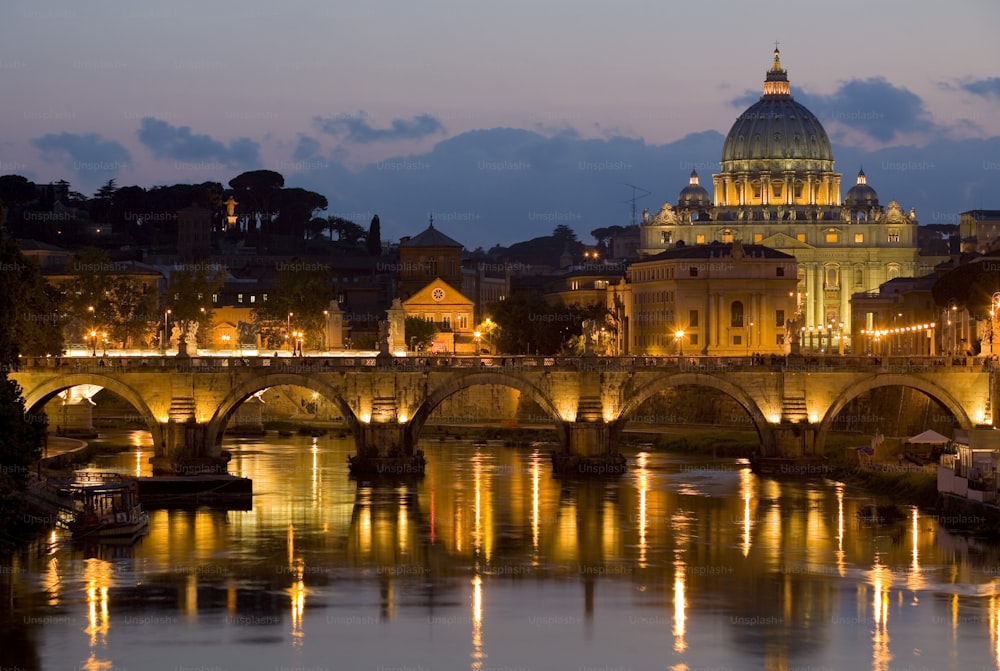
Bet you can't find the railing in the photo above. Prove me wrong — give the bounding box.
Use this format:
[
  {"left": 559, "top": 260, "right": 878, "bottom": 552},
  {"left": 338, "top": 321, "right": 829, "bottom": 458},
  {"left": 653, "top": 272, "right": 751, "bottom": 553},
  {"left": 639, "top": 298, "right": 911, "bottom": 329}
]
[{"left": 13, "top": 353, "right": 995, "bottom": 374}]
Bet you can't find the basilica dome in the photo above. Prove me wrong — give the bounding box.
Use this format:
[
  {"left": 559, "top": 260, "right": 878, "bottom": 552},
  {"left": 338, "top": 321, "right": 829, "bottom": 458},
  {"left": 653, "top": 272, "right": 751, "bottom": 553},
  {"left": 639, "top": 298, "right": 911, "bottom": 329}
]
[{"left": 720, "top": 49, "right": 834, "bottom": 173}]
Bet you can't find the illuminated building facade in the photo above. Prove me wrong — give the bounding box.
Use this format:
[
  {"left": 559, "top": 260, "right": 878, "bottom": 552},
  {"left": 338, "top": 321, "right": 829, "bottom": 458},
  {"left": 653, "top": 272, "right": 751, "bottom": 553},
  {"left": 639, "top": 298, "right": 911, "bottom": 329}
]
[
  {"left": 619, "top": 241, "right": 798, "bottom": 356},
  {"left": 640, "top": 49, "right": 934, "bottom": 348}
]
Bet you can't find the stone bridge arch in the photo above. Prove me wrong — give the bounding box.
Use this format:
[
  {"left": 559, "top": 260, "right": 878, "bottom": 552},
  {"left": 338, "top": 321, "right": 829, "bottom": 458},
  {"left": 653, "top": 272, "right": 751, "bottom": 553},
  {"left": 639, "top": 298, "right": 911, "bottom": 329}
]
[
  {"left": 207, "top": 372, "right": 359, "bottom": 447},
  {"left": 615, "top": 371, "right": 775, "bottom": 452},
  {"left": 409, "top": 371, "right": 565, "bottom": 447},
  {"left": 816, "top": 373, "right": 973, "bottom": 454},
  {"left": 20, "top": 373, "right": 164, "bottom": 450}
]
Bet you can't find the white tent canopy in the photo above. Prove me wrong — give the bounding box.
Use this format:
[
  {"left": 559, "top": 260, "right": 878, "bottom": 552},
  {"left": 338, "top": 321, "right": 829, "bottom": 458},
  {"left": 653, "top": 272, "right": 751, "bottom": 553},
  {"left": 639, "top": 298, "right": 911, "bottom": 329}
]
[{"left": 905, "top": 429, "right": 951, "bottom": 444}]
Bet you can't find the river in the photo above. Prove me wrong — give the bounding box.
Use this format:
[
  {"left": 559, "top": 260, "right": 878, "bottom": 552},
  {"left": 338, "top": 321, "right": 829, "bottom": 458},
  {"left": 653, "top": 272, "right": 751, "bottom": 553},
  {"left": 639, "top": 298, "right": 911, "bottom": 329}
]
[{"left": 3, "top": 431, "right": 1000, "bottom": 671}]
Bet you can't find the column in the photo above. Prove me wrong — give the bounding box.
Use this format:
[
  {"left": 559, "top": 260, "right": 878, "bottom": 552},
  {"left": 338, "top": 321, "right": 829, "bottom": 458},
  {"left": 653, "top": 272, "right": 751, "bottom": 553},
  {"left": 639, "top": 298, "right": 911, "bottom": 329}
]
[{"left": 804, "top": 263, "right": 816, "bottom": 328}]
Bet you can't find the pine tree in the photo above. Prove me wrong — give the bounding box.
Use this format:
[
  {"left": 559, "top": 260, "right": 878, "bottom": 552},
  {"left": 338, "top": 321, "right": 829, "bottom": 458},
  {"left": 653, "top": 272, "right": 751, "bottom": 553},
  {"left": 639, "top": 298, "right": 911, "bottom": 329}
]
[{"left": 367, "top": 214, "right": 382, "bottom": 256}]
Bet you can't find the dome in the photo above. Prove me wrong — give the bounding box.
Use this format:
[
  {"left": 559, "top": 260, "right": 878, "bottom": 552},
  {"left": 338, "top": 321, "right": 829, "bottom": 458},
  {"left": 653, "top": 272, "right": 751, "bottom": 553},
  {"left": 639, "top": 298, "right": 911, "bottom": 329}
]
[
  {"left": 678, "top": 170, "right": 711, "bottom": 208},
  {"left": 844, "top": 168, "right": 879, "bottom": 209},
  {"left": 720, "top": 49, "right": 834, "bottom": 172}
]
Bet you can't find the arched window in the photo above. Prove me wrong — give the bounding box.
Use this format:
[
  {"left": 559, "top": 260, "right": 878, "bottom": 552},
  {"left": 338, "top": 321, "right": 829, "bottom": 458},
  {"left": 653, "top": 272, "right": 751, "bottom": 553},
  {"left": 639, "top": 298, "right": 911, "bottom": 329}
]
[
  {"left": 825, "top": 265, "right": 839, "bottom": 288},
  {"left": 887, "top": 264, "right": 900, "bottom": 280},
  {"left": 854, "top": 267, "right": 864, "bottom": 286},
  {"left": 731, "top": 300, "right": 744, "bottom": 328}
]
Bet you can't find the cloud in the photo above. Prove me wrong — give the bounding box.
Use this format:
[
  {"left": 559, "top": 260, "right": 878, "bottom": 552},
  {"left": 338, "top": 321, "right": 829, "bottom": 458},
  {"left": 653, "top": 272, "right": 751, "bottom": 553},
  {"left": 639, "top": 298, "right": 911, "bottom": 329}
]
[
  {"left": 313, "top": 112, "right": 445, "bottom": 144},
  {"left": 137, "top": 117, "right": 259, "bottom": 166},
  {"left": 30, "top": 132, "right": 132, "bottom": 186},
  {"left": 730, "top": 78, "right": 939, "bottom": 145},
  {"left": 292, "top": 135, "right": 321, "bottom": 161},
  {"left": 959, "top": 77, "right": 1000, "bottom": 100}
]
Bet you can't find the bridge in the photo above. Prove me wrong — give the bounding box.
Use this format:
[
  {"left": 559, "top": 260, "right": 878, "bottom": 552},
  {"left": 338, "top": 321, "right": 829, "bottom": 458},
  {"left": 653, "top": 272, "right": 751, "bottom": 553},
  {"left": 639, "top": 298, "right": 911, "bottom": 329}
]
[{"left": 10, "top": 354, "right": 996, "bottom": 475}]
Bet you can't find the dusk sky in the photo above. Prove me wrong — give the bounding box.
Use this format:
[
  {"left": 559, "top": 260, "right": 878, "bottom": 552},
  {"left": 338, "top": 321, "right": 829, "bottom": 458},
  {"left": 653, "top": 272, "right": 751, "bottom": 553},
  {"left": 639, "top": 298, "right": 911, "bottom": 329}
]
[{"left": 3, "top": 0, "right": 1000, "bottom": 249}]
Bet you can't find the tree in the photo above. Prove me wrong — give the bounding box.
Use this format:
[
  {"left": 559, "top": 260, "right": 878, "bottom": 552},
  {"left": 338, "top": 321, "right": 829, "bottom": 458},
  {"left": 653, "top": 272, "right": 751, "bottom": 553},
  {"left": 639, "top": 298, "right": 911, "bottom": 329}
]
[
  {"left": 0, "top": 228, "right": 62, "bottom": 357},
  {"left": 228, "top": 170, "right": 284, "bottom": 233},
  {"left": 251, "top": 263, "right": 336, "bottom": 350},
  {"left": 167, "top": 264, "right": 226, "bottom": 348},
  {"left": 272, "top": 187, "right": 328, "bottom": 238},
  {"left": 327, "top": 216, "right": 367, "bottom": 249},
  {"left": 932, "top": 258, "right": 1000, "bottom": 319},
  {"left": 0, "top": 224, "right": 48, "bottom": 550},
  {"left": 367, "top": 214, "right": 382, "bottom": 256},
  {"left": 404, "top": 316, "right": 438, "bottom": 351}
]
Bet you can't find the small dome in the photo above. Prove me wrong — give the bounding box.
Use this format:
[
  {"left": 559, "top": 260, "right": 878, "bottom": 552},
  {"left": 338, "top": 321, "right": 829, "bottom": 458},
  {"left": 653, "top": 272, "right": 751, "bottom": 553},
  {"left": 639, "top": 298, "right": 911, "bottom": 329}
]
[
  {"left": 845, "top": 168, "right": 879, "bottom": 209},
  {"left": 720, "top": 48, "right": 834, "bottom": 171},
  {"left": 678, "top": 170, "right": 711, "bottom": 208}
]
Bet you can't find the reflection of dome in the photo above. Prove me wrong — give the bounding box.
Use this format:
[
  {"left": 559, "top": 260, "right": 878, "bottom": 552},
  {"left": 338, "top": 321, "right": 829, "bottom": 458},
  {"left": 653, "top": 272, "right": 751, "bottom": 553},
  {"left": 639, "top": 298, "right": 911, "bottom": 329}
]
[
  {"left": 844, "top": 168, "right": 879, "bottom": 209},
  {"left": 678, "top": 170, "right": 711, "bottom": 208},
  {"left": 720, "top": 48, "right": 834, "bottom": 172}
]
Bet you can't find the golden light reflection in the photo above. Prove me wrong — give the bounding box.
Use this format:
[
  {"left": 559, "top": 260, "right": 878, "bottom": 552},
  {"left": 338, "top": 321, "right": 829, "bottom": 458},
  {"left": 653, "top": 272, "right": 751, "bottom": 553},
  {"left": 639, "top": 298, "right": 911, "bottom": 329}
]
[
  {"left": 289, "top": 578, "right": 305, "bottom": 647},
  {"left": 835, "top": 482, "right": 845, "bottom": 576},
  {"left": 185, "top": 572, "right": 198, "bottom": 618},
  {"left": 992, "top": 594, "right": 1000, "bottom": 671},
  {"left": 871, "top": 559, "right": 892, "bottom": 671},
  {"left": 672, "top": 511, "right": 688, "bottom": 653},
  {"left": 84, "top": 558, "right": 111, "bottom": 650},
  {"left": 473, "top": 454, "right": 483, "bottom": 560},
  {"left": 398, "top": 494, "right": 408, "bottom": 554},
  {"left": 740, "top": 467, "right": 752, "bottom": 557},
  {"left": 531, "top": 448, "right": 541, "bottom": 564},
  {"left": 907, "top": 507, "right": 924, "bottom": 593},
  {"left": 471, "top": 574, "right": 486, "bottom": 671},
  {"left": 637, "top": 451, "right": 648, "bottom": 568},
  {"left": 43, "top": 556, "right": 61, "bottom": 607},
  {"left": 135, "top": 449, "right": 142, "bottom": 478}
]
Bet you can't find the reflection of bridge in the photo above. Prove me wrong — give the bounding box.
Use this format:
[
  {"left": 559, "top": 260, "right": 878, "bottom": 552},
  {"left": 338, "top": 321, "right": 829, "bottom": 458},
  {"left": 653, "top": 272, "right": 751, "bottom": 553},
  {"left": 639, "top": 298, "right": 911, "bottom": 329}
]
[{"left": 11, "top": 354, "right": 996, "bottom": 473}]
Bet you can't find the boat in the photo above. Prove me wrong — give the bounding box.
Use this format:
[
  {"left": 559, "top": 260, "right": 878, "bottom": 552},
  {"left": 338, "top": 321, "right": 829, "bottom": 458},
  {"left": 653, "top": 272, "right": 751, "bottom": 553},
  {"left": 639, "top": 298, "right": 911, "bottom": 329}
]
[{"left": 66, "top": 475, "right": 149, "bottom": 540}]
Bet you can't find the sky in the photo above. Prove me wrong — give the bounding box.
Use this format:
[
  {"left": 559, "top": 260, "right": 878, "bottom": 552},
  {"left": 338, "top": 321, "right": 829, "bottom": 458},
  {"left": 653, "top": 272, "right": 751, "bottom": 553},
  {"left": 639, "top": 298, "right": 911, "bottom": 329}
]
[{"left": 2, "top": 0, "right": 1000, "bottom": 249}]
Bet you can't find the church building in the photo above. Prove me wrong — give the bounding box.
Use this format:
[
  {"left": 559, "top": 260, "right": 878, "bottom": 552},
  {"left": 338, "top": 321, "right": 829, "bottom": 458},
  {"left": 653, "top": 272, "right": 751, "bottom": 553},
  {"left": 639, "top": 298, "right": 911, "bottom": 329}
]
[{"left": 639, "top": 48, "right": 936, "bottom": 348}]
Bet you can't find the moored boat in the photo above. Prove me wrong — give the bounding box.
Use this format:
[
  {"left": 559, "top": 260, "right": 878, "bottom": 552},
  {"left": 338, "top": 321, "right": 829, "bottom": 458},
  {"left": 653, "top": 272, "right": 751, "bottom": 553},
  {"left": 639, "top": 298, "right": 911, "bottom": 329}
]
[{"left": 67, "top": 475, "right": 149, "bottom": 540}]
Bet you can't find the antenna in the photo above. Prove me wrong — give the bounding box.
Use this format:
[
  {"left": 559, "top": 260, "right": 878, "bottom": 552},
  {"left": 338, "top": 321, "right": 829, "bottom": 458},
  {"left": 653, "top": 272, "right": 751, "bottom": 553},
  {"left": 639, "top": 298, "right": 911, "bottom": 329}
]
[{"left": 623, "top": 184, "right": 652, "bottom": 226}]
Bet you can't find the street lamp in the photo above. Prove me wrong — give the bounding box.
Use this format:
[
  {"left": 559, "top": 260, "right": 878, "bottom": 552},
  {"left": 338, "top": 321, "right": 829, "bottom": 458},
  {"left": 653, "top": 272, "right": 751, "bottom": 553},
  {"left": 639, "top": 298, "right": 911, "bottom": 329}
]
[
  {"left": 89, "top": 329, "right": 97, "bottom": 357},
  {"left": 101, "top": 332, "right": 108, "bottom": 356},
  {"left": 474, "top": 330, "right": 481, "bottom": 355},
  {"left": 674, "top": 329, "right": 685, "bottom": 357},
  {"left": 746, "top": 320, "right": 754, "bottom": 355},
  {"left": 293, "top": 330, "right": 304, "bottom": 355},
  {"left": 287, "top": 312, "right": 294, "bottom": 351},
  {"left": 163, "top": 308, "right": 171, "bottom": 354}
]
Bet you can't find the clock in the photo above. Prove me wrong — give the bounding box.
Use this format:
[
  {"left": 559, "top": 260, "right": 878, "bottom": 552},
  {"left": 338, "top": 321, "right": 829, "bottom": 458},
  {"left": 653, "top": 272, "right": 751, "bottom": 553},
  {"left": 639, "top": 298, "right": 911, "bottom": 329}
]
[{"left": 432, "top": 288, "right": 445, "bottom": 302}]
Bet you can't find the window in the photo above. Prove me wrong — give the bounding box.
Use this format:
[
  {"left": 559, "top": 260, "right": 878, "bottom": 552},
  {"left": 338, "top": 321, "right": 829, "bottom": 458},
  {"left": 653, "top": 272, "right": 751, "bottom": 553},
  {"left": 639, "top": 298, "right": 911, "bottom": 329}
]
[
  {"left": 262, "top": 293, "right": 268, "bottom": 302},
  {"left": 689, "top": 266, "right": 698, "bottom": 277},
  {"left": 772, "top": 185, "right": 782, "bottom": 199},
  {"left": 689, "top": 334, "right": 699, "bottom": 345},
  {"left": 722, "top": 230, "right": 734, "bottom": 243},
  {"left": 459, "top": 315, "right": 469, "bottom": 329},
  {"left": 696, "top": 234, "right": 706, "bottom": 244},
  {"left": 237, "top": 293, "right": 243, "bottom": 303},
  {"left": 826, "top": 266, "right": 839, "bottom": 287},
  {"left": 594, "top": 280, "right": 607, "bottom": 290},
  {"left": 570, "top": 280, "right": 579, "bottom": 291},
  {"left": 825, "top": 233, "right": 839, "bottom": 243},
  {"left": 442, "top": 316, "right": 451, "bottom": 329},
  {"left": 427, "top": 259, "right": 437, "bottom": 275},
  {"left": 796, "top": 233, "right": 806, "bottom": 242},
  {"left": 854, "top": 233, "right": 864, "bottom": 243},
  {"left": 754, "top": 233, "right": 763, "bottom": 243},
  {"left": 212, "top": 293, "right": 219, "bottom": 304},
  {"left": 887, "top": 231, "right": 900, "bottom": 243},
  {"left": 689, "top": 310, "right": 699, "bottom": 327},
  {"left": 731, "top": 301, "right": 744, "bottom": 328},
  {"left": 776, "top": 267, "right": 785, "bottom": 277},
  {"left": 250, "top": 295, "right": 256, "bottom": 304},
  {"left": 855, "top": 268, "right": 864, "bottom": 286},
  {"left": 733, "top": 335, "right": 742, "bottom": 345},
  {"left": 775, "top": 309, "right": 785, "bottom": 328}
]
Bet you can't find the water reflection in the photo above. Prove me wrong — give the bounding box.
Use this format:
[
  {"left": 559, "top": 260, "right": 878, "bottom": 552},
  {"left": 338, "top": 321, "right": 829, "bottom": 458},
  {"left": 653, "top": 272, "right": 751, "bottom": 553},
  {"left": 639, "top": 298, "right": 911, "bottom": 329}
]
[{"left": 5, "top": 435, "right": 1000, "bottom": 670}]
